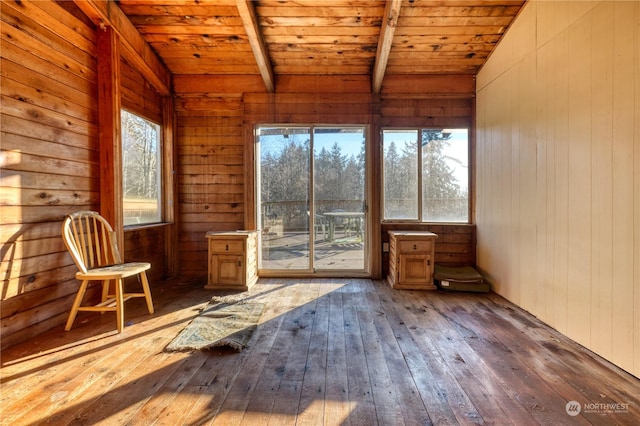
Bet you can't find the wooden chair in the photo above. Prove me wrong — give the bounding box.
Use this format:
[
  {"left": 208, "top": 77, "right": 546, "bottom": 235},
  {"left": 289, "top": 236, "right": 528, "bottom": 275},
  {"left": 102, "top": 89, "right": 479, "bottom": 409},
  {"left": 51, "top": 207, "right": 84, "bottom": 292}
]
[{"left": 61, "top": 211, "right": 154, "bottom": 332}]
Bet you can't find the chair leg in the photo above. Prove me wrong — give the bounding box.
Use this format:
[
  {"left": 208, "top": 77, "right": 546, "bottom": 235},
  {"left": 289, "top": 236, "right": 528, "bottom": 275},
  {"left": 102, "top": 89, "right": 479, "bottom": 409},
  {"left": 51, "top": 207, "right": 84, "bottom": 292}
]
[
  {"left": 115, "top": 278, "right": 124, "bottom": 333},
  {"left": 100, "top": 279, "right": 111, "bottom": 314},
  {"left": 140, "top": 271, "right": 154, "bottom": 314},
  {"left": 65, "top": 279, "right": 89, "bottom": 331}
]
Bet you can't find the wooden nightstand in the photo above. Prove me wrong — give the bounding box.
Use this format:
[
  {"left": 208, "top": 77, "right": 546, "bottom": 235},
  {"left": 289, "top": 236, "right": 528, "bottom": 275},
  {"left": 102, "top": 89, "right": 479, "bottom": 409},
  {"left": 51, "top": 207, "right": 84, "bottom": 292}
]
[
  {"left": 205, "top": 231, "right": 258, "bottom": 291},
  {"left": 387, "top": 231, "right": 438, "bottom": 290}
]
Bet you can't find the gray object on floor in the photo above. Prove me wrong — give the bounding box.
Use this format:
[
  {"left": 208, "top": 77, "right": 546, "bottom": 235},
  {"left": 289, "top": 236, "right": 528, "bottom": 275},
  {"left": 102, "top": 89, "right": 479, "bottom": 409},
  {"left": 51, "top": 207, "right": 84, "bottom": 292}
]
[{"left": 434, "top": 265, "right": 490, "bottom": 293}]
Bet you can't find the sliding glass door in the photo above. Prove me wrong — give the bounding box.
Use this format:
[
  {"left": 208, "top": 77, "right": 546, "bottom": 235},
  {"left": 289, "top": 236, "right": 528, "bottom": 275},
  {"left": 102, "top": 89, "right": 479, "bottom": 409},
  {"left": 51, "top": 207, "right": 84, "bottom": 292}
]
[{"left": 257, "top": 126, "right": 367, "bottom": 274}]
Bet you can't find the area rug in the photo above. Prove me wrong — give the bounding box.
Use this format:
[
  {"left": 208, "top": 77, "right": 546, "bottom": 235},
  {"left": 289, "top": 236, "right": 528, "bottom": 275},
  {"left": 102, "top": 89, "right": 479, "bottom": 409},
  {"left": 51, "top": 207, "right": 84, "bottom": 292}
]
[{"left": 164, "top": 295, "right": 265, "bottom": 352}]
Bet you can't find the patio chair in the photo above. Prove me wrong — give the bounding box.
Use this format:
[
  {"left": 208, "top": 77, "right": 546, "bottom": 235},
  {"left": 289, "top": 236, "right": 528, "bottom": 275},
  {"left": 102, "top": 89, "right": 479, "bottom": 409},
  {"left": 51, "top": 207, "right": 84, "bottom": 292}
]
[
  {"left": 307, "top": 211, "right": 328, "bottom": 241},
  {"left": 314, "top": 214, "right": 327, "bottom": 241},
  {"left": 61, "top": 211, "right": 154, "bottom": 332}
]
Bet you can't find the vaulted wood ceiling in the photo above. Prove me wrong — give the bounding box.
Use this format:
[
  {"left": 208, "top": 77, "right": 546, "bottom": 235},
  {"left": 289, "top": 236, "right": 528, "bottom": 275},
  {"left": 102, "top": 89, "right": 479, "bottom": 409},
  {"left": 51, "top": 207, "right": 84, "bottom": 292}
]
[{"left": 113, "top": 0, "right": 526, "bottom": 93}]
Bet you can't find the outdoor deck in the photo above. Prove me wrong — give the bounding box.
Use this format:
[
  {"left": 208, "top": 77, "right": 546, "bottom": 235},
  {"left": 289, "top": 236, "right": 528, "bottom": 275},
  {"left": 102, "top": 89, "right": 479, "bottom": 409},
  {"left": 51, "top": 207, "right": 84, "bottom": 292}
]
[{"left": 261, "top": 230, "right": 365, "bottom": 271}]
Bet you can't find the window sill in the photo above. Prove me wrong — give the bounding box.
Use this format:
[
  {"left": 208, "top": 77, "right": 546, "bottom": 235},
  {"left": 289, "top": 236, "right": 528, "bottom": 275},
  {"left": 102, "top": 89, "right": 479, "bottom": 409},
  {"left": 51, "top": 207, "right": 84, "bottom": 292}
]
[{"left": 124, "top": 222, "right": 172, "bottom": 232}]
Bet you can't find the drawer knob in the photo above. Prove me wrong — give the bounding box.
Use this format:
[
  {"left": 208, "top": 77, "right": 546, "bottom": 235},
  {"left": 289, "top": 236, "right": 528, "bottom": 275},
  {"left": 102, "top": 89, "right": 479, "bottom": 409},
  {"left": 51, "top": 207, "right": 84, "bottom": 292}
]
[
  {"left": 413, "top": 244, "right": 417, "bottom": 250},
  {"left": 225, "top": 244, "right": 229, "bottom": 251}
]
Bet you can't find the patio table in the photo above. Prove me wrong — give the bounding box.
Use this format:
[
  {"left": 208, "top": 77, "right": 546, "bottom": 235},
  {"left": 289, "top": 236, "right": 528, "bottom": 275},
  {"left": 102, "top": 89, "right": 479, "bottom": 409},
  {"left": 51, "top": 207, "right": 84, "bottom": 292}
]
[{"left": 322, "top": 211, "right": 364, "bottom": 241}]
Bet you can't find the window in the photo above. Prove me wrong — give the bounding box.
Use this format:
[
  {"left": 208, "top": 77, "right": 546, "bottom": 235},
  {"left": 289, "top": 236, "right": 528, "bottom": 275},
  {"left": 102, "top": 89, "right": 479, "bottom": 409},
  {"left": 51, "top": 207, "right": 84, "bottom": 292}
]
[
  {"left": 121, "top": 110, "right": 162, "bottom": 226},
  {"left": 256, "top": 125, "right": 368, "bottom": 272},
  {"left": 382, "top": 128, "right": 469, "bottom": 223}
]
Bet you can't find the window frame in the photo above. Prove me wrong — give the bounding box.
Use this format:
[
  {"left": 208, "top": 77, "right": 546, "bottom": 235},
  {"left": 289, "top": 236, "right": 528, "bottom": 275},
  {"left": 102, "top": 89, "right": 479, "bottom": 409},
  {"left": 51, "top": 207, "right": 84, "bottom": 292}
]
[
  {"left": 120, "top": 108, "right": 164, "bottom": 228},
  {"left": 381, "top": 127, "right": 471, "bottom": 224}
]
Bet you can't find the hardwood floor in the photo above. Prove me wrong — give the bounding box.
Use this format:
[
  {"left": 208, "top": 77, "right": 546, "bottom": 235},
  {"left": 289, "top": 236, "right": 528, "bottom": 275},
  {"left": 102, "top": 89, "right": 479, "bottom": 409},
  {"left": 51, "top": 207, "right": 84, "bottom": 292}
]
[{"left": 1, "top": 278, "right": 639, "bottom": 425}]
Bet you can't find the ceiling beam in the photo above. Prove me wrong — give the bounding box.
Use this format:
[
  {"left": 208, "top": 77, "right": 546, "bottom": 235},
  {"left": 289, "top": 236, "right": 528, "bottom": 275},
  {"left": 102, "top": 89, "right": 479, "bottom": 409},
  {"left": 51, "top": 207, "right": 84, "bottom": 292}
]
[
  {"left": 74, "top": 0, "right": 171, "bottom": 95},
  {"left": 236, "top": 0, "right": 275, "bottom": 93},
  {"left": 372, "top": 0, "right": 402, "bottom": 94}
]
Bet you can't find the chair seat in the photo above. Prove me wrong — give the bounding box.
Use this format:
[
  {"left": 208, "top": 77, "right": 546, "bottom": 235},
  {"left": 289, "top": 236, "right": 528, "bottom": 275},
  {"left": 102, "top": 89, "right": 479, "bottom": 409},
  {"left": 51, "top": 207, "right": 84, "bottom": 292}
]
[
  {"left": 61, "top": 211, "right": 154, "bottom": 332},
  {"left": 76, "top": 262, "right": 151, "bottom": 280}
]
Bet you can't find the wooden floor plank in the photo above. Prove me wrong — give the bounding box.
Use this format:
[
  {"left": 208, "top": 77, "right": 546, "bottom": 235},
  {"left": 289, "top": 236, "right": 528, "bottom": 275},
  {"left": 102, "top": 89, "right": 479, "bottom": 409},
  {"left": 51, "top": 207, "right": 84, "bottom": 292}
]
[
  {"left": 265, "top": 280, "right": 319, "bottom": 426},
  {"left": 2, "top": 277, "right": 640, "bottom": 425},
  {"left": 398, "top": 293, "right": 530, "bottom": 425},
  {"left": 323, "top": 289, "right": 353, "bottom": 425},
  {"left": 341, "top": 292, "right": 378, "bottom": 425},
  {"left": 429, "top": 292, "right": 596, "bottom": 425}
]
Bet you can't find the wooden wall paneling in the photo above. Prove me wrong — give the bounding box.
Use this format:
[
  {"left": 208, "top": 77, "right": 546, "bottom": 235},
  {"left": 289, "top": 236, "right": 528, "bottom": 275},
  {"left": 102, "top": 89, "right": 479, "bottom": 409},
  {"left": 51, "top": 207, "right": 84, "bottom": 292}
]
[
  {"left": 120, "top": 58, "right": 163, "bottom": 123},
  {"left": 173, "top": 75, "right": 267, "bottom": 94},
  {"left": 96, "top": 26, "right": 123, "bottom": 245},
  {"left": 163, "top": 96, "right": 179, "bottom": 278},
  {"left": 516, "top": 54, "right": 538, "bottom": 315},
  {"left": 535, "top": 39, "right": 553, "bottom": 326},
  {"left": 1, "top": 62, "right": 95, "bottom": 123},
  {"left": 176, "top": 93, "right": 246, "bottom": 277},
  {"left": 382, "top": 74, "right": 475, "bottom": 98},
  {"left": 120, "top": 59, "right": 146, "bottom": 114},
  {"left": 245, "top": 92, "right": 375, "bottom": 124},
  {"left": 21, "top": 0, "right": 95, "bottom": 48},
  {"left": 277, "top": 75, "right": 371, "bottom": 94},
  {"left": 0, "top": 295, "right": 75, "bottom": 350},
  {"left": 633, "top": 0, "right": 640, "bottom": 378},
  {"left": 1, "top": 92, "right": 95, "bottom": 141},
  {"left": 590, "top": 2, "right": 614, "bottom": 361},
  {"left": 0, "top": 46, "right": 96, "bottom": 119},
  {"left": 244, "top": 118, "right": 257, "bottom": 230},
  {"left": 368, "top": 119, "right": 381, "bottom": 278},
  {"left": 1, "top": 2, "right": 96, "bottom": 83},
  {"left": 0, "top": 0, "right": 100, "bottom": 348},
  {"left": 477, "top": 1, "right": 640, "bottom": 378},
  {"left": 123, "top": 227, "right": 166, "bottom": 284},
  {"left": 565, "top": 12, "right": 592, "bottom": 348},
  {"left": 551, "top": 29, "right": 570, "bottom": 336},
  {"left": 74, "top": 0, "right": 171, "bottom": 95},
  {"left": 486, "top": 73, "right": 511, "bottom": 298},
  {"left": 609, "top": 1, "right": 636, "bottom": 371}
]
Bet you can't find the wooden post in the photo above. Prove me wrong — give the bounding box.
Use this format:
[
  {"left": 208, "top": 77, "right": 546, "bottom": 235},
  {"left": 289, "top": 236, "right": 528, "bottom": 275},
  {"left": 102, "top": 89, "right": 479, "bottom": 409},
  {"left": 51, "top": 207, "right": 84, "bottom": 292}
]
[
  {"left": 97, "top": 26, "right": 124, "bottom": 250},
  {"left": 163, "top": 95, "right": 179, "bottom": 277}
]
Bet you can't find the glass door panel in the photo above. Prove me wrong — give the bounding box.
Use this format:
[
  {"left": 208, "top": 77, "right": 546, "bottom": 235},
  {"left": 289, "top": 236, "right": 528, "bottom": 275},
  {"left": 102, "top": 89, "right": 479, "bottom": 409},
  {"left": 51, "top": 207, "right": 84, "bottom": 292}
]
[
  {"left": 312, "top": 127, "right": 366, "bottom": 271},
  {"left": 257, "top": 125, "right": 367, "bottom": 273},
  {"left": 258, "top": 127, "right": 311, "bottom": 270}
]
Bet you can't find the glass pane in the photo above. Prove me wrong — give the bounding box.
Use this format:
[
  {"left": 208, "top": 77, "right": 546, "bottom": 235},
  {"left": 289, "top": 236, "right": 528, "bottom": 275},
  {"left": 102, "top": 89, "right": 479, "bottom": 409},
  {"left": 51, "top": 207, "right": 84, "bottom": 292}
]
[
  {"left": 258, "top": 127, "right": 311, "bottom": 270},
  {"left": 382, "top": 130, "right": 418, "bottom": 220},
  {"left": 313, "top": 127, "right": 366, "bottom": 271},
  {"left": 121, "top": 110, "right": 161, "bottom": 226},
  {"left": 421, "top": 129, "right": 469, "bottom": 222}
]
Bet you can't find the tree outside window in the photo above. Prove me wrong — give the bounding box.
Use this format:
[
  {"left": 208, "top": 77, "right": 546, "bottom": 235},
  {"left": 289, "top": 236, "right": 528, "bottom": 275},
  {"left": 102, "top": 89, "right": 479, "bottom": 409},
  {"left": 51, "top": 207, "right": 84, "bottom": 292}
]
[
  {"left": 121, "top": 110, "right": 162, "bottom": 225},
  {"left": 383, "top": 128, "right": 469, "bottom": 223}
]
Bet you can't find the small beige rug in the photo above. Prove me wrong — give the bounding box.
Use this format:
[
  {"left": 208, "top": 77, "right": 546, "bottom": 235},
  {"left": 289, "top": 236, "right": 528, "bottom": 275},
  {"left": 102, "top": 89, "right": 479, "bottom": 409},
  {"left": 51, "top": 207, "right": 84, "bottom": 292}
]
[{"left": 165, "top": 295, "right": 265, "bottom": 352}]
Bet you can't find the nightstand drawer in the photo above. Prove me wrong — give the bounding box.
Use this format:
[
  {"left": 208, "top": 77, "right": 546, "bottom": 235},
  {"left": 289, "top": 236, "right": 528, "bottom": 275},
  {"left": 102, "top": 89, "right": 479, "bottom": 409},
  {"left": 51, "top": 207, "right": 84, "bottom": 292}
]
[
  {"left": 398, "top": 239, "right": 432, "bottom": 253},
  {"left": 208, "top": 240, "right": 244, "bottom": 254}
]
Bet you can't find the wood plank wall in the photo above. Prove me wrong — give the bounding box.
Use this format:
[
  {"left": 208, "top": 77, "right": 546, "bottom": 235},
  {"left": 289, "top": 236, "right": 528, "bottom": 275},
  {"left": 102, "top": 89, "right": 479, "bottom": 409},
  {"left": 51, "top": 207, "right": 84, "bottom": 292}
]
[
  {"left": 120, "top": 57, "right": 167, "bottom": 283},
  {"left": 1, "top": 0, "right": 99, "bottom": 348},
  {"left": 174, "top": 74, "right": 475, "bottom": 279},
  {"left": 0, "top": 1, "right": 167, "bottom": 349},
  {"left": 476, "top": 1, "right": 640, "bottom": 378},
  {"left": 173, "top": 76, "right": 261, "bottom": 276}
]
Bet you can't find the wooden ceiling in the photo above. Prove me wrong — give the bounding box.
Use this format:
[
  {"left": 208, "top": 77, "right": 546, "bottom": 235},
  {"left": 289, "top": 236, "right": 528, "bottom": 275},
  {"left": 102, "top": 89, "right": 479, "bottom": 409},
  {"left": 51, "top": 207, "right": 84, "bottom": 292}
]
[{"left": 113, "top": 0, "right": 526, "bottom": 92}]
